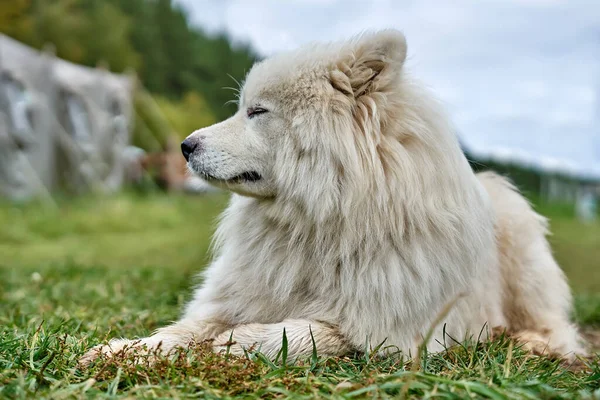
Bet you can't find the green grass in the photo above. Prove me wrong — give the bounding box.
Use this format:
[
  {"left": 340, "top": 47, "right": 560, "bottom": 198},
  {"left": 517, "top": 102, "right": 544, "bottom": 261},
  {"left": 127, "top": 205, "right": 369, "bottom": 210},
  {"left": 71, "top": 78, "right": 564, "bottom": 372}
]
[{"left": 0, "top": 192, "right": 599, "bottom": 399}]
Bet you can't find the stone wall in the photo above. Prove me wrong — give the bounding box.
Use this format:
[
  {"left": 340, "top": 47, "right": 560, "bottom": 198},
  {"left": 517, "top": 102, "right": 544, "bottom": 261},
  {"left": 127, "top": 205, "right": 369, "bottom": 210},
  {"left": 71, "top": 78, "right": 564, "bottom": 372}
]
[{"left": 0, "top": 34, "right": 134, "bottom": 200}]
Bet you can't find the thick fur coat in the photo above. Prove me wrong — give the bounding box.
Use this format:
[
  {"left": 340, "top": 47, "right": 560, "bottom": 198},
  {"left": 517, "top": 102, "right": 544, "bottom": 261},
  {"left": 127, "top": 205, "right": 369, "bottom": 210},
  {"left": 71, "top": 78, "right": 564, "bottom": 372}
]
[{"left": 81, "top": 30, "right": 585, "bottom": 365}]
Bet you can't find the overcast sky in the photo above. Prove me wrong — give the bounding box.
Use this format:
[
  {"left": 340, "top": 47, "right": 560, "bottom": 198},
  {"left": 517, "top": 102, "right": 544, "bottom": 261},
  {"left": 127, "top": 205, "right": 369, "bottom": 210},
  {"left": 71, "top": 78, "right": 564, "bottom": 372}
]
[{"left": 177, "top": 0, "right": 600, "bottom": 177}]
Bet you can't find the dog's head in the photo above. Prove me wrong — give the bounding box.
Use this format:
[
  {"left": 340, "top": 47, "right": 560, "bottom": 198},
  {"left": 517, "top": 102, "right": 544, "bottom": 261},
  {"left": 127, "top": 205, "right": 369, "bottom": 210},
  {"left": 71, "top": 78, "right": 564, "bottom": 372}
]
[{"left": 182, "top": 30, "right": 408, "bottom": 202}]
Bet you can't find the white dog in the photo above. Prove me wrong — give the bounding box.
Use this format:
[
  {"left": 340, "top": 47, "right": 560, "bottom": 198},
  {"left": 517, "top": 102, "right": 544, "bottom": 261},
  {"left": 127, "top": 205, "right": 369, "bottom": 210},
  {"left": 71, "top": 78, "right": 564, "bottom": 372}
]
[{"left": 81, "top": 30, "right": 585, "bottom": 365}]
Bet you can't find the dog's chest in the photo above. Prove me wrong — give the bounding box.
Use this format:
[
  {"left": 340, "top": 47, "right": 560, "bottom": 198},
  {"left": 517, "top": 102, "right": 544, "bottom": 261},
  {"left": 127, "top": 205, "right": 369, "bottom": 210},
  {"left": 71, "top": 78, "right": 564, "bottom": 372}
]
[
  {"left": 219, "top": 242, "right": 340, "bottom": 322},
  {"left": 217, "top": 230, "right": 410, "bottom": 325},
  {"left": 214, "top": 200, "right": 482, "bottom": 328}
]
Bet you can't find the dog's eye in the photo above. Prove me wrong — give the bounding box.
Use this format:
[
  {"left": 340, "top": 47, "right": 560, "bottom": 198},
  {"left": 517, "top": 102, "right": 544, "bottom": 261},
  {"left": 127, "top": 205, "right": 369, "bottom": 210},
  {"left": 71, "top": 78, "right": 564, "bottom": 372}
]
[{"left": 247, "top": 106, "right": 268, "bottom": 119}]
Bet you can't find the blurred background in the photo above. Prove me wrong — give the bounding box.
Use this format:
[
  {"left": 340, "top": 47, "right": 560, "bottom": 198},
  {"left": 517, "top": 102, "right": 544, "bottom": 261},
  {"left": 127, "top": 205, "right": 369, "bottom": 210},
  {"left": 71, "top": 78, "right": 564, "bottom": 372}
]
[{"left": 0, "top": 1, "right": 598, "bottom": 310}]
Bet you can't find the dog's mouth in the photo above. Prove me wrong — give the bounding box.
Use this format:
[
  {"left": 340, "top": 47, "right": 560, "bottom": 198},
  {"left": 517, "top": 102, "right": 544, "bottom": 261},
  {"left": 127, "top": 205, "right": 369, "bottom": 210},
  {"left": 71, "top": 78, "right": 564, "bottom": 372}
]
[{"left": 199, "top": 170, "right": 262, "bottom": 184}]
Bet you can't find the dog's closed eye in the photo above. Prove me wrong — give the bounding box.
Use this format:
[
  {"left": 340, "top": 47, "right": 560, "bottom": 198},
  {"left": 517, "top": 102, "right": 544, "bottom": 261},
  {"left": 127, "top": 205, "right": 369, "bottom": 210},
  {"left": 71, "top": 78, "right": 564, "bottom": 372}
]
[{"left": 247, "top": 106, "right": 268, "bottom": 119}]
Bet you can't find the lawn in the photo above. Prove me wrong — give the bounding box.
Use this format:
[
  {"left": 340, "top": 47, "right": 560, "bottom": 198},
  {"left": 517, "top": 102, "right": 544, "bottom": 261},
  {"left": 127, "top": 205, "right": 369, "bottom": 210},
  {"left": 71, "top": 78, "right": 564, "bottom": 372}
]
[{"left": 0, "top": 191, "right": 599, "bottom": 399}]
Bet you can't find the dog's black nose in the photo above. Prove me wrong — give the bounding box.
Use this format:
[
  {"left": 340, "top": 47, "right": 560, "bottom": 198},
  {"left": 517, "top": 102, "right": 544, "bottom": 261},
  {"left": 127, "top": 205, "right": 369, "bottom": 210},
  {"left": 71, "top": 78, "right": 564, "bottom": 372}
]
[{"left": 181, "top": 138, "right": 197, "bottom": 161}]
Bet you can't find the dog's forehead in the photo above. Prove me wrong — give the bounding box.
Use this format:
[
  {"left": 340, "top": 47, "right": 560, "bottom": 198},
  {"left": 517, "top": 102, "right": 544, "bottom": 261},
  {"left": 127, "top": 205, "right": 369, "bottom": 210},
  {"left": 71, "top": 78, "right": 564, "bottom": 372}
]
[{"left": 242, "top": 45, "right": 338, "bottom": 104}]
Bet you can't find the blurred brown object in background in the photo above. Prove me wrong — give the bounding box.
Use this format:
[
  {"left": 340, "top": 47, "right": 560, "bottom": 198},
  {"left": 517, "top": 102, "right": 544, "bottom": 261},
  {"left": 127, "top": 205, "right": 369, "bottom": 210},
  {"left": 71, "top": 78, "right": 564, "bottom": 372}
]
[{"left": 141, "top": 135, "right": 189, "bottom": 192}]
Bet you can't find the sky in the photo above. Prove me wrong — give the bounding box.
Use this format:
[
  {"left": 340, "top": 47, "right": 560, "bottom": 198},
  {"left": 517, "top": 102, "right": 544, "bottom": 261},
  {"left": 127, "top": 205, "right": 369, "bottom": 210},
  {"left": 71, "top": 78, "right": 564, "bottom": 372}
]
[{"left": 177, "top": 0, "right": 600, "bottom": 178}]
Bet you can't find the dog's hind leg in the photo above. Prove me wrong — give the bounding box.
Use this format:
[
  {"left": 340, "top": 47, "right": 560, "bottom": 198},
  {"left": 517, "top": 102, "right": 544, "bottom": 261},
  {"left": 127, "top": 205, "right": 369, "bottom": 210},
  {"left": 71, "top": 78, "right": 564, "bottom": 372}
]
[
  {"left": 499, "top": 231, "right": 586, "bottom": 360},
  {"left": 478, "top": 172, "right": 586, "bottom": 360},
  {"left": 212, "top": 319, "right": 352, "bottom": 360}
]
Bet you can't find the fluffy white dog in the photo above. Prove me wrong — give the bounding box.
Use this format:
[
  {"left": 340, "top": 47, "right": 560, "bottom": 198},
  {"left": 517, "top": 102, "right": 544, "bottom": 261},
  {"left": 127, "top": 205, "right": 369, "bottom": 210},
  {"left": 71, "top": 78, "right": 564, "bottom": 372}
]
[{"left": 81, "top": 30, "right": 585, "bottom": 365}]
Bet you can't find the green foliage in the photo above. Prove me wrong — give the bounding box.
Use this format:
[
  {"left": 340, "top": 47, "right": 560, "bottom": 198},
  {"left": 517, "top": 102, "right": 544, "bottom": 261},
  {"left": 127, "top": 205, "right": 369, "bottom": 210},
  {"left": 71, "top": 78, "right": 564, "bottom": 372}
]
[
  {"left": 76, "top": 0, "right": 142, "bottom": 72},
  {"left": 0, "top": 0, "right": 34, "bottom": 41},
  {"left": 107, "top": 0, "right": 257, "bottom": 121},
  {"left": 108, "top": 0, "right": 257, "bottom": 119},
  {"left": 154, "top": 91, "right": 217, "bottom": 140},
  {"left": 131, "top": 89, "right": 217, "bottom": 151},
  {"left": 131, "top": 90, "right": 170, "bottom": 152},
  {"left": 1, "top": 0, "right": 140, "bottom": 71}
]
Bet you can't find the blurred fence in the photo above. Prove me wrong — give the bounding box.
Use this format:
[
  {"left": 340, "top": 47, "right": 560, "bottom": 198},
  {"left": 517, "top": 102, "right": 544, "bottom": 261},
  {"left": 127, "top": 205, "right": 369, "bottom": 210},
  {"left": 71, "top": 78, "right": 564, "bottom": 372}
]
[
  {"left": 465, "top": 150, "right": 599, "bottom": 222},
  {"left": 0, "top": 34, "right": 136, "bottom": 201}
]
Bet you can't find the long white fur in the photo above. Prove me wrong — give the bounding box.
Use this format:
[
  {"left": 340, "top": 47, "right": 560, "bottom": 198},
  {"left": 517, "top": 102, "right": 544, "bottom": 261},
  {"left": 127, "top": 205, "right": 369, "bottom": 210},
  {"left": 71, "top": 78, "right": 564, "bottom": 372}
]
[{"left": 81, "top": 30, "right": 585, "bottom": 365}]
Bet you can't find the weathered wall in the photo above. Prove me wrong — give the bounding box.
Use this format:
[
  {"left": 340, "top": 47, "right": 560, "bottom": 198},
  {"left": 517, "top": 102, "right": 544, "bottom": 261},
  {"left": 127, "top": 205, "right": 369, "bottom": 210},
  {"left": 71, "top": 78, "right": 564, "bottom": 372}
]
[{"left": 0, "top": 34, "right": 134, "bottom": 200}]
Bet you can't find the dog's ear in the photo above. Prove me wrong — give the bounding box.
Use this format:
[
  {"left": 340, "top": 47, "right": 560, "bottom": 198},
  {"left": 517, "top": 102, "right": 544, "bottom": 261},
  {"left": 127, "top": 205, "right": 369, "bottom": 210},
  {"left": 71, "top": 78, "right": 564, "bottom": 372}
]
[{"left": 329, "top": 30, "right": 407, "bottom": 99}]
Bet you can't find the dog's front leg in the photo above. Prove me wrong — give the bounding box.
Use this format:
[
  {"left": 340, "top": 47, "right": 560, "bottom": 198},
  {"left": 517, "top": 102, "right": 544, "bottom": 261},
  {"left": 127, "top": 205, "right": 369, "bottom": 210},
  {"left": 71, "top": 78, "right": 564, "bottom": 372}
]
[
  {"left": 212, "top": 319, "right": 351, "bottom": 360},
  {"left": 79, "top": 318, "right": 227, "bottom": 366}
]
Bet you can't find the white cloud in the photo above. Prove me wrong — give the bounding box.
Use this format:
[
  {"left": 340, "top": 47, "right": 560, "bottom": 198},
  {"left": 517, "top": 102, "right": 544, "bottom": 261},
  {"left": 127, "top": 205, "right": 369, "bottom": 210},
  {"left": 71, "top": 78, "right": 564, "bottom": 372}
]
[{"left": 176, "top": 0, "right": 600, "bottom": 176}]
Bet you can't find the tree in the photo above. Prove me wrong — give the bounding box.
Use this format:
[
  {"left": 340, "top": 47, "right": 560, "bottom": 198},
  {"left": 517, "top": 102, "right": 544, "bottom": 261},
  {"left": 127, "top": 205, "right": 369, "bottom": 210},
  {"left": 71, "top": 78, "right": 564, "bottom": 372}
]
[
  {"left": 0, "top": 0, "right": 34, "bottom": 43},
  {"left": 1, "top": 0, "right": 139, "bottom": 71}
]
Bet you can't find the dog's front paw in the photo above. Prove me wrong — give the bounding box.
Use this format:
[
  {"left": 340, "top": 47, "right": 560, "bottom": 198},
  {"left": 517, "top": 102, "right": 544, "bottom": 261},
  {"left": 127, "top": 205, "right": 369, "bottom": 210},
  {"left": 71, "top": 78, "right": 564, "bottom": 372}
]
[
  {"left": 212, "top": 330, "right": 262, "bottom": 357},
  {"left": 79, "top": 338, "right": 141, "bottom": 368}
]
